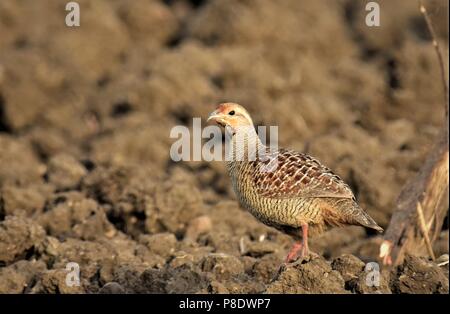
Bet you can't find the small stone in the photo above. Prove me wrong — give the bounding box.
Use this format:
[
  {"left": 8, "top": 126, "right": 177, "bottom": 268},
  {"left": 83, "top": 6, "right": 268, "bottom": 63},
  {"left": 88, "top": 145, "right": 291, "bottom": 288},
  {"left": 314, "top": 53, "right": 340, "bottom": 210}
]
[{"left": 99, "top": 282, "right": 125, "bottom": 294}]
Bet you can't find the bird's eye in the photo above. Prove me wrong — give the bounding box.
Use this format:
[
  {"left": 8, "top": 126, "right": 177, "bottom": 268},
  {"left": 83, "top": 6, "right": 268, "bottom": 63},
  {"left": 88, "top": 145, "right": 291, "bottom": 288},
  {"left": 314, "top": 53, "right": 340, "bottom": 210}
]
[{"left": 229, "top": 110, "right": 235, "bottom": 116}]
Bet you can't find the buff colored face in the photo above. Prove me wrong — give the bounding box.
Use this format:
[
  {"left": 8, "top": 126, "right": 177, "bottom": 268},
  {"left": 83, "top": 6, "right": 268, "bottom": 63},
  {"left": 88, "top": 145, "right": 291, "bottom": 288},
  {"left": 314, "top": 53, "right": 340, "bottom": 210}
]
[{"left": 207, "top": 103, "right": 253, "bottom": 129}]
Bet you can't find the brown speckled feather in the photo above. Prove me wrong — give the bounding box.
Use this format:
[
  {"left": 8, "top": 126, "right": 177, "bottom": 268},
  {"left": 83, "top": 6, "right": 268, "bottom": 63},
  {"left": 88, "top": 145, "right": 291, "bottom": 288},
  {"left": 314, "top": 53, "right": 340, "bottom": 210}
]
[{"left": 251, "top": 148, "right": 355, "bottom": 200}]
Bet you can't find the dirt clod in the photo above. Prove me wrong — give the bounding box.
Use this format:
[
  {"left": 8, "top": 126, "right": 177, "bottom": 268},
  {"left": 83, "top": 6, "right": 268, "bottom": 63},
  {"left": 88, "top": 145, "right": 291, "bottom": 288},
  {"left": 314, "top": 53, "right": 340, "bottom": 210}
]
[
  {"left": 0, "top": 216, "right": 46, "bottom": 265},
  {"left": 266, "top": 256, "right": 348, "bottom": 294},
  {"left": 99, "top": 282, "right": 126, "bottom": 294},
  {"left": 46, "top": 154, "right": 87, "bottom": 191},
  {"left": 0, "top": 0, "right": 447, "bottom": 294},
  {"left": 390, "top": 255, "right": 449, "bottom": 294}
]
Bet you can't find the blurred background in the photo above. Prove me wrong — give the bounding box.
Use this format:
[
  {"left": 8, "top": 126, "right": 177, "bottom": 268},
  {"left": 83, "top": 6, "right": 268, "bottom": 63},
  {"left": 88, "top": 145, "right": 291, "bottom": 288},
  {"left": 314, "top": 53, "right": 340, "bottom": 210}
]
[{"left": 0, "top": 0, "right": 448, "bottom": 294}]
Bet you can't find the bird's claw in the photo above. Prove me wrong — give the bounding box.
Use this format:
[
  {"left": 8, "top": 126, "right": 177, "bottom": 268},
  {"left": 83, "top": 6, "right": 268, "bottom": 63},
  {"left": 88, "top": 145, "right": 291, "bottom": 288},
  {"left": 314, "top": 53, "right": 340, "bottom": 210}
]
[{"left": 284, "top": 251, "right": 319, "bottom": 267}]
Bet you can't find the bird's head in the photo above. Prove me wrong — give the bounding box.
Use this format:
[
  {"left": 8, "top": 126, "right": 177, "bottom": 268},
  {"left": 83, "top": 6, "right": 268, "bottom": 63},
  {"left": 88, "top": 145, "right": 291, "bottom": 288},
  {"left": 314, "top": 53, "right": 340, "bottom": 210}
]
[{"left": 207, "top": 103, "right": 254, "bottom": 130}]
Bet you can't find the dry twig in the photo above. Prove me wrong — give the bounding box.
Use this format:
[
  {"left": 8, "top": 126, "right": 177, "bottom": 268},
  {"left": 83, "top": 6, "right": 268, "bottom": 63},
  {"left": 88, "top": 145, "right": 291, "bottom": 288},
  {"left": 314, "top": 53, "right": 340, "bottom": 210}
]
[
  {"left": 419, "top": 1, "right": 449, "bottom": 113},
  {"left": 416, "top": 202, "right": 436, "bottom": 261}
]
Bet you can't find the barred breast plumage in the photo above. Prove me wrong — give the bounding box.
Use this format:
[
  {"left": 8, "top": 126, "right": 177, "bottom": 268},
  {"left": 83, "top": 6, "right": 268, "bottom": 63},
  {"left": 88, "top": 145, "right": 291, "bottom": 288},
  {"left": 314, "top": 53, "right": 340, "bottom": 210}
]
[{"left": 208, "top": 103, "right": 383, "bottom": 262}]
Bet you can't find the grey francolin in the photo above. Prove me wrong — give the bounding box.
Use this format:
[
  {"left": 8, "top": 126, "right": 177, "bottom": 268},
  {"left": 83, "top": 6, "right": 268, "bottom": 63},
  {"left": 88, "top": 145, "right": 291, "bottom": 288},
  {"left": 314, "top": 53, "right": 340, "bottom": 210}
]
[{"left": 207, "top": 103, "right": 383, "bottom": 263}]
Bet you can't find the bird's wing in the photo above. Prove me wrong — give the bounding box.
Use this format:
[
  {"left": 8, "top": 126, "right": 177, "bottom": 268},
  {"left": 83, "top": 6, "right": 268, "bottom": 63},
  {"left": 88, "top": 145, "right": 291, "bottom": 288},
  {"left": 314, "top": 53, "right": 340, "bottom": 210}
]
[{"left": 251, "top": 149, "right": 355, "bottom": 200}]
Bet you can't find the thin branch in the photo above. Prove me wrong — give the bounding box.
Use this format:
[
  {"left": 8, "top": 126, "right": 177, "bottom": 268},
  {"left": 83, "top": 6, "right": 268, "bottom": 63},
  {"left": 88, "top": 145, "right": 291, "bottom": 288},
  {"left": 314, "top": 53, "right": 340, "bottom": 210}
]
[
  {"left": 416, "top": 202, "right": 436, "bottom": 260},
  {"left": 419, "top": 0, "right": 449, "bottom": 117}
]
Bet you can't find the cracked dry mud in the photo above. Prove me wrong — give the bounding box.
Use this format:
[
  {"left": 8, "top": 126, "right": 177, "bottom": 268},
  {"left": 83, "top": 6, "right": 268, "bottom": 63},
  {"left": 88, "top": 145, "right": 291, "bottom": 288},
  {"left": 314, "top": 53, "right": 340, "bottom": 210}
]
[{"left": 0, "top": 0, "right": 448, "bottom": 294}]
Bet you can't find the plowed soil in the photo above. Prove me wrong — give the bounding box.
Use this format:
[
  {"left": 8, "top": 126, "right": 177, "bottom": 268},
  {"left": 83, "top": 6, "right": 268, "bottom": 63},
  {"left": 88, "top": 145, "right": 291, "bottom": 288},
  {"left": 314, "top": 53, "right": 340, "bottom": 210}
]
[{"left": 0, "top": 0, "right": 448, "bottom": 293}]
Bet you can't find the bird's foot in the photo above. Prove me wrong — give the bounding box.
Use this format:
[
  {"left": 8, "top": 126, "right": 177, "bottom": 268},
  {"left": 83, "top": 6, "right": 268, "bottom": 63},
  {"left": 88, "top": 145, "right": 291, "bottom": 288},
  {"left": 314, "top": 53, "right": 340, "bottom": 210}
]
[
  {"left": 284, "top": 251, "right": 319, "bottom": 268},
  {"left": 285, "top": 252, "right": 299, "bottom": 264},
  {"left": 299, "top": 245, "right": 310, "bottom": 259},
  {"left": 284, "top": 242, "right": 302, "bottom": 263}
]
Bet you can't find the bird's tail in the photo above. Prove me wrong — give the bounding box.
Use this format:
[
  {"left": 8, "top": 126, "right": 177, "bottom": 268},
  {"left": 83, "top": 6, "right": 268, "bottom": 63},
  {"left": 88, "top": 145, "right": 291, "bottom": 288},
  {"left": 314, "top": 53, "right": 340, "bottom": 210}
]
[
  {"left": 350, "top": 202, "right": 384, "bottom": 233},
  {"left": 321, "top": 198, "right": 383, "bottom": 233}
]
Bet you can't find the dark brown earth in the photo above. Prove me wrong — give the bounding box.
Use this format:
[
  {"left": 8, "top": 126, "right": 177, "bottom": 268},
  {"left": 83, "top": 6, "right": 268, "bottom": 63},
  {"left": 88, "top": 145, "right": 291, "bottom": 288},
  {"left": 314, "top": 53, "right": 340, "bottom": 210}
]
[{"left": 0, "top": 0, "right": 448, "bottom": 294}]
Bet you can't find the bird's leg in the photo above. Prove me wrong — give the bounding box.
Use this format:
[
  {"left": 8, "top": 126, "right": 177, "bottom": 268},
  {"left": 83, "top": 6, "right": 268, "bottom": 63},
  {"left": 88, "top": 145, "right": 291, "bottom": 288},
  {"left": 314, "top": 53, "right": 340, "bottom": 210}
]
[
  {"left": 299, "top": 223, "right": 310, "bottom": 257},
  {"left": 285, "top": 241, "right": 302, "bottom": 263}
]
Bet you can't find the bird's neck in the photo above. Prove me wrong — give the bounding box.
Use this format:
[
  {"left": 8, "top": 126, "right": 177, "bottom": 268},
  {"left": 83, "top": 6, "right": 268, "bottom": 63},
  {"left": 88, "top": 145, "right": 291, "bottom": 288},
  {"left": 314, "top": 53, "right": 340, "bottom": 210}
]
[{"left": 225, "top": 126, "right": 266, "bottom": 164}]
